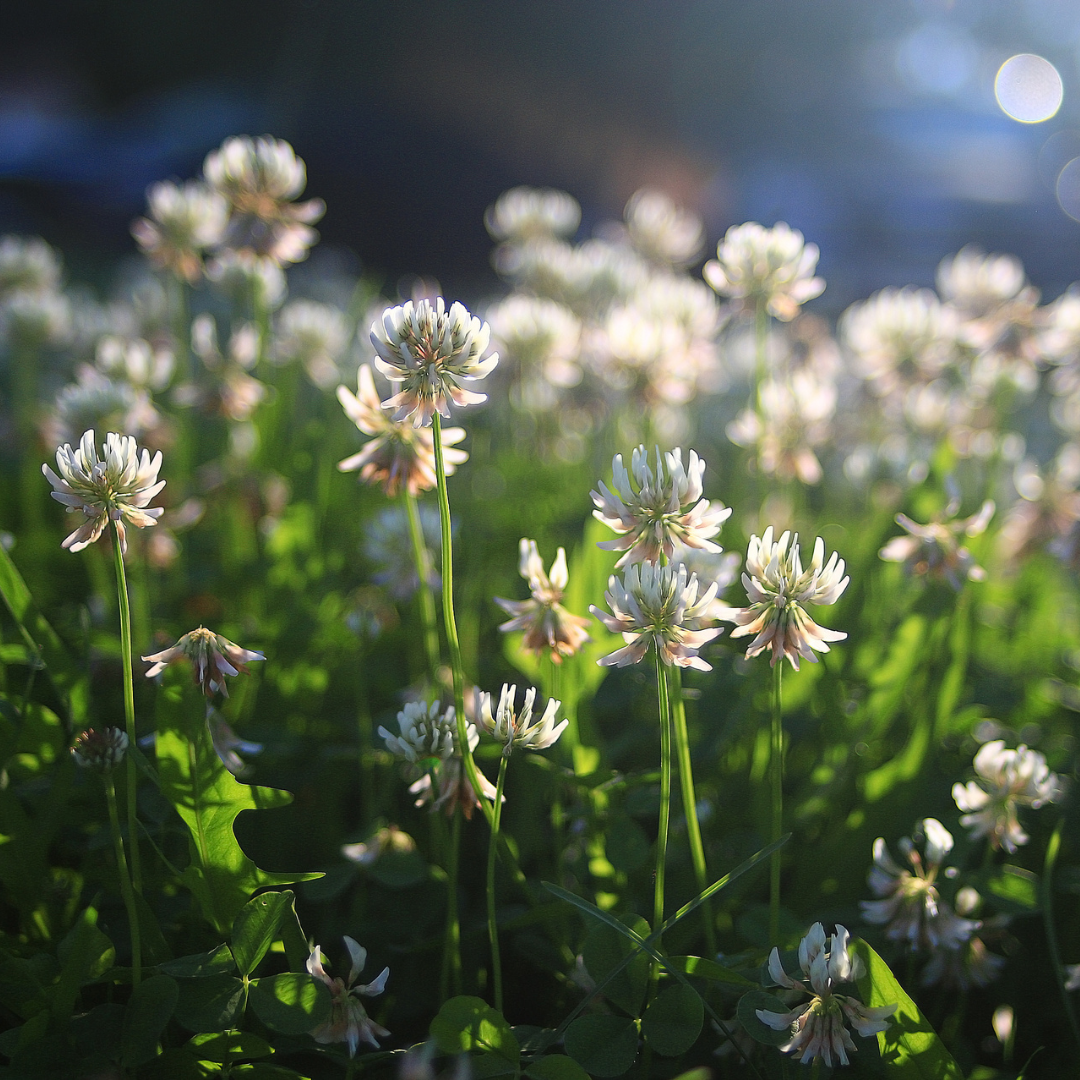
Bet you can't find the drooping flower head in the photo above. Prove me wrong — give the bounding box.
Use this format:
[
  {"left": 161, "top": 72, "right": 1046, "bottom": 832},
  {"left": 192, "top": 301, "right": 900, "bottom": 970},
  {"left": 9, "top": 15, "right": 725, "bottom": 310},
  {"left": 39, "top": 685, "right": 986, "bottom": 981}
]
[
  {"left": 142, "top": 626, "right": 264, "bottom": 698},
  {"left": 591, "top": 560, "right": 721, "bottom": 670},
  {"left": 725, "top": 529, "right": 848, "bottom": 670},
  {"left": 131, "top": 180, "right": 229, "bottom": 283},
  {"left": 71, "top": 727, "right": 129, "bottom": 771},
  {"left": 757, "top": 923, "right": 896, "bottom": 1069},
  {"left": 337, "top": 364, "right": 468, "bottom": 497},
  {"left": 952, "top": 739, "right": 1064, "bottom": 853},
  {"left": 494, "top": 539, "right": 591, "bottom": 664},
  {"left": 879, "top": 499, "right": 994, "bottom": 591},
  {"left": 370, "top": 297, "right": 499, "bottom": 427},
  {"left": 591, "top": 446, "right": 731, "bottom": 568},
  {"left": 476, "top": 684, "right": 569, "bottom": 758},
  {"left": 307, "top": 937, "right": 389, "bottom": 1055},
  {"left": 43, "top": 429, "right": 165, "bottom": 556}
]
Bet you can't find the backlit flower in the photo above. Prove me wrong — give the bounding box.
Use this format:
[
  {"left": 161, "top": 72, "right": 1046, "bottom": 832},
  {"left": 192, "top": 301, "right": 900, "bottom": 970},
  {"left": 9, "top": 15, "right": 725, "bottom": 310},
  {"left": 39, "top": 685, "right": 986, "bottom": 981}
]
[
  {"left": 879, "top": 499, "right": 994, "bottom": 590},
  {"left": 623, "top": 188, "right": 704, "bottom": 268},
  {"left": 591, "top": 446, "right": 731, "bottom": 568},
  {"left": 476, "top": 683, "right": 569, "bottom": 757},
  {"left": 726, "top": 529, "right": 848, "bottom": 670},
  {"left": 131, "top": 180, "right": 228, "bottom": 283},
  {"left": 758, "top": 923, "right": 896, "bottom": 1069},
  {"left": 71, "top": 727, "right": 128, "bottom": 771},
  {"left": 142, "top": 626, "right": 264, "bottom": 698},
  {"left": 0, "top": 235, "right": 62, "bottom": 297},
  {"left": 307, "top": 937, "right": 389, "bottom": 1055},
  {"left": 43, "top": 429, "right": 165, "bottom": 555},
  {"left": 371, "top": 297, "right": 499, "bottom": 427},
  {"left": 485, "top": 187, "right": 581, "bottom": 243},
  {"left": 275, "top": 299, "right": 351, "bottom": 389}
]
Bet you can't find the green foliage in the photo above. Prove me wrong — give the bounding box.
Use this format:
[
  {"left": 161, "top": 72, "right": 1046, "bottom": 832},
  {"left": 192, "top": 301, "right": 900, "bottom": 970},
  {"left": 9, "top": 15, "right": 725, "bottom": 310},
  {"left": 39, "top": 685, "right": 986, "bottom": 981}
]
[
  {"left": 562, "top": 1015, "right": 639, "bottom": 1077},
  {"left": 431, "top": 996, "right": 520, "bottom": 1070},
  {"left": 641, "top": 982, "right": 704, "bottom": 1056},
  {"left": 248, "top": 972, "right": 332, "bottom": 1035}
]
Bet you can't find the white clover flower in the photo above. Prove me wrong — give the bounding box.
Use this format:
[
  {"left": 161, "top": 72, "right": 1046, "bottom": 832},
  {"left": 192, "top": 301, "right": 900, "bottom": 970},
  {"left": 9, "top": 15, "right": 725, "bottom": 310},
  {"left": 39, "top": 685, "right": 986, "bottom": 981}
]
[
  {"left": 952, "top": 740, "right": 1064, "bottom": 853},
  {"left": 370, "top": 297, "right": 499, "bottom": 427},
  {"left": 1065, "top": 964, "right": 1080, "bottom": 992},
  {"left": 623, "top": 188, "right": 704, "bottom": 268},
  {"left": 307, "top": 937, "right": 389, "bottom": 1055},
  {"left": 494, "top": 539, "right": 591, "bottom": 664},
  {"left": 378, "top": 701, "right": 459, "bottom": 765},
  {"left": 487, "top": 294, "right": 583, "bottom": 394},
  {"left": 590, "top": 560, "right": 721, "bottom": 670},
  {"left": 71, "top": 727, "right": 129, "bottom": 771},
  {"left": 206, "top": 710, "right": 263, "bottom": 776},
  {"left": 43, "top": 429, "right": 165, "bottom": 555},
  {"left": 0, "top": 289, "right": 71, "bottom": 351},
  {"left": 937, "top": 245, "right": 1027, "bottom": 319},
  {"left": 920, "top": 934, "right": 1005, "bottom": 990},
  {"left": 758, "top": 923, "right": 896, "bottom": 1069},
  {"left": 725, "top": 529, "right": 848, "bottom": 670},
  {"left": 591, "top": 446, "right": 731, "bottom": 569},
  {"left": 131, "top": 180, "right": 228, "bottom": 283},
  {"left": 703, "top": 221, "right": 824, "bottom": 321},
  {"left": 274, "top": 299, "right": 351, "bottom": 388},
  {"left": 879, "top": 499, "right": 994, "bottom": 591},
  {"left": 142, "top": 626, "right": 264, "bottom": 698},
  {"left": 0, "top": 235, "right": 62, "bottom": 297},
  {"left": 409, "top": 752, "right": 499, "bottom": 821},
  {"left": 342, "top": 825, "right": 416, "bottom": 867},
  {"left": 206, "top": 249, "right": 287, "bottom": 312},
  {"left": 485, "top": 187, "right": 581, "bottom": 243},
  {"left": 476, "top": 683, "right": 569, "bottom": 757},
  {"left": 46, "top": 365, "right": 159, "bottom": 449}
]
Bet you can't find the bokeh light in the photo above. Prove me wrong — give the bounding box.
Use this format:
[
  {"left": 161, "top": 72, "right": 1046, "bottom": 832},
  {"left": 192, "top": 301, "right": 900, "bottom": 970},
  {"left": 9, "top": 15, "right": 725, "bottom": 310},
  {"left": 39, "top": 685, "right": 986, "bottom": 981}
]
[
  {"left": 1056, "top": 156, "right": 1080, "bottom": 220},
  {"left": 994, "top": 54, "right": 1063, "bottom": 123}
]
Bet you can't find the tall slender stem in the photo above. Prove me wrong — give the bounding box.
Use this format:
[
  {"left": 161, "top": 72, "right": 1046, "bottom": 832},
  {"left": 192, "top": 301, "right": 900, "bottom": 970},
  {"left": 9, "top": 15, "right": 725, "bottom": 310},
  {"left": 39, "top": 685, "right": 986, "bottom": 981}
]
[
  {"left": 1043, "top": 819, "right": 1080, "bottom": 1053},
  {"left": 769, "top": 659, "right": 784, "bottom": 945},
  {"left": 487, "top": 754, "right": 509, "bottom": 1013},
  {"left": 650, "top": 650, "right": 673, "bottom": 1000},
  {"left": 447, "top": 806, "right": 462, "bottom": 996},
  {"left": 754, "top": 300, "right": 768, "bottom": 409},
  {"left": 104, "top": 770, "right": 142, "bottom": 987},
  {"left": 403, "top": 489, "right": 441, "bottom": 681}
]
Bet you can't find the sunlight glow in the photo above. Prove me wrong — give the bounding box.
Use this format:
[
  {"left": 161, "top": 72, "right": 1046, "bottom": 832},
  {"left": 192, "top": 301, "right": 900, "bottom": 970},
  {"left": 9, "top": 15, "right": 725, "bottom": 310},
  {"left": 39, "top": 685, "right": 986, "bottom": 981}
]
[{"left": 995, "top": 54, "right": 1063, "bottom": 123}]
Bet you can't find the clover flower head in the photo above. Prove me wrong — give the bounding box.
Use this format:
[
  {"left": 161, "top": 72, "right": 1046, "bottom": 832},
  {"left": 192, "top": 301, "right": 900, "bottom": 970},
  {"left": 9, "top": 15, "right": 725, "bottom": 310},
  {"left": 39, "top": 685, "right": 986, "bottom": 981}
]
[
  {"left": 476, "top": 683, "right": 569, "bottom": 757},
  {"left": 590, "top": 560, "right": 722, "bottom": 670},
  {"left": 879, "top": 499, "right": 995, "bottom": 590},
  {"left": 725, "top": 528, "right": 848, "bottom": 670},
  {"left": 46, "top": 366, "right": 158, "bottom": 450},
  {"left": 342, "top": 825, "right": 416, "bottom": 867},
  {"left": 494, "top": 538, "right": 591, "bottom": 664},
  {"left": 307, "top": 937, "right": 389, "bottom": 1055},
  {"left": 43, "top": 429, "right": 165, "bottom": 556},
  {"left": 624, "top": 188, "right": 704, "bottom": 268},
  {"left": 378, "top": 700, "right": 458, "bottom": 765},
  {"left": 409, "top": 752, "right": 499, "bottom": 820},
  {"left": 921, "top": 933, "right": 1006, "bottom": 990},
  {"left": 591, "top": 445, "right": 731, "bottom": 568},
  {"left": 274, "top": 299, "right": 350, "bottom": 389},
  {"left": 337, "top": 364, "right": 467, "bottom": 497},
  {"left": 206, "top": 249, "right": 287, "bottom": 312},
  {"left": 952, "top": 739, "right": 1064, "bottom": 853},
  {"left": 485, "top": 186, "right": 581, "bottom": 243},
  {"left": 0, "top": 288, "right": 71, "bottom": 350},
  {"left": 142, "top": 626, "right": 264, "bottom": 698},
  {"left": 937, "top": 245, "right": 1026, "bottom": 318},
  {"left": 0, "top": 235, "right": 62, "bottom": 297},
  {"left": 704, "top": 221, "right": 824, "bottom": 321},
  {"left": 207, "top": 710, "right": 263, "bottom": 776},
  {"left": 758, "top": 923, "right": 896, "bottom": 1069},
  {"left": 370, "top": 297, "right": 499, "bottom": 427},
  {"left": 71, "top": 727, "right": 129, "bottom": 771},
  {"left": 131, "top": 180, "right": 228, "bottom": 283}
]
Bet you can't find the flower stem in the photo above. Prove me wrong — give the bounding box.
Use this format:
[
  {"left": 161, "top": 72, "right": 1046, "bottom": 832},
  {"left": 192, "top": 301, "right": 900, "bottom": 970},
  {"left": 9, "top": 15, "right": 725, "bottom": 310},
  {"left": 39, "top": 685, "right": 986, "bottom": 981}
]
[
  {"left": 487, "top": 754, "right": 509, "bottom": 1014},
  {"left": 1043, "top": 818, "right": 1080, "bottom": 1053},
  {"left": 769, "top": 658, "right": 784, "bottom": 946},
  {"left": 447, "top": 805, "right": 462, "bottom": 997},
  {"left": 651, "top": 649, "right": 673, "bottom": 1000},
  {"left": 104, "top": 770, "right": 142, "bottom": 987},
  {"left": 754, "top": 300, "right": 768, "bottom": 408},
  {"left": 403, "top": 489, "right": 441, "bottom": 682},
  {"left": 669, "top": 666, "right": 716, "bottom": 957}
]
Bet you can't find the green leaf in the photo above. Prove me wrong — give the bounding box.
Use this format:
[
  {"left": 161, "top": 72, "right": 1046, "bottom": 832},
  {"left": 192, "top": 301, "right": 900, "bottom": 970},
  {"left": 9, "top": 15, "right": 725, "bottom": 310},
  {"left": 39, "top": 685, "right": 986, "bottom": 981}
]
[
  {"left": 121, "top": 973, "right": 180, "bottom": 1068},
  {"left": 231, "top": 890, "right": 294, "bottom": 976},
  {"left": 736, "top": 991, "right": 791, "bottom": 1047},
  {"left": 139, "top": 1048, "right": 217, "bottom": 1080},
  {"left": 604, "top": 817, "right": 650, "bottom": 874},
  {"left": 160, "top": 943, "right": 237, "bottom": 978},
  {"left": 582, "top": 915, "right": 650, "bottom": 1017},
  {"left": 471, "top": 1053, "right": 521, "bottom": 1078},
  {"left": 666, "top": 955, "right": 757, "bottom": 989},
  {"left": 524, "top": 1054, "right": 592, "bottom": 1080},
  {"left": 563, "top": 1014, "right": 638, "bottom": 1077},
  {"left": 52, "top": 906, "right": 113, "bottom": 1024},
  {"left": 977, "top": 864, "right": 1040, "bottom": 915},
  {"left": 852, "top": 938, "right": 964, "bottom": 1078},
  {"left": 174, "top": 974, "right": 246, "bottom": 1033},
  {"left": 641, "top": 982, "right": 704, "bottom": 1057},
  {"left": 430, "top": 996, "right": 519, "bottom": 1067},
  {"left": 248, "top": 972, "right": 332, "bottom": 1036},
  {"left": 154, "top": 676, "right": 321, "bottom": 932},
  {"left": 188, "top": 1029, "right": 274, "bottom": 1062}
]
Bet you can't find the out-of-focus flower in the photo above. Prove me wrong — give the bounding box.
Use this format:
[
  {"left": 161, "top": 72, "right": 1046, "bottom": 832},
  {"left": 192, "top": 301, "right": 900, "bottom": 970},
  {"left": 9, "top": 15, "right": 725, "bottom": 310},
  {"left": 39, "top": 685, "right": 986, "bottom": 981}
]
[
  {"left": 860, "top": 819, "right": 978, "bottom": 953},
  {"left": 337, "top": 365, "right": 467, "bottom": 497},
  {"left": 0, "top": 235, "right": 62, "bottom": 296},
  {"left": 342, "top": 825, "right": 416, "bottom": 867},
  {"left": 207, "top": 709, "right": 263, "bottom": 776},
  {"left": 45, "top": 365, "right": 160, "bottom": 449},
  {"left": 485, "top": 187, "right": 581, "bottom": 243},
  {"left": 487, "top": 294, "right": 583, "bottom": 400},
  {"left": 725, "top": 529, "right": 848, "bottom": 670},
  {"left": 378, "top": 700, "right": 459, "bottom": 765},
  {"left": 131, "top": 180, "right": 229, "bottom": 283},
  {"left": 704, "top": 222, "right": 824, "bottom": 321},
  {"left": 623, "top": 188, "right": 704, "bottom": 268},
  {"left": 757, "top": 923, "right": 896, "bottom": 1069},
  {"left": 494, "top": 538, "right": 591, "bottom": 664},
  {"left": 307, "top": 937, "right": 389, "bottom": 1055},
  {"left": 364, "top": 504, "right": 443, "bottom": 601},
  {"left": 142, "top": 626, "right": 264, "bottom": 698},
  {"left": 879, "top": 499, "right": 994, "bottom": 590},
  {"left": 71, "top": 727, "right": 129, "bottom": 770},
  {"left": 937, "top": 246, "right": 1029, "bottom": 321},
  {"left": 206, "top": 250, "right": 286, "bottom": 313},
  {"left": 591, "top": 560, "right": 721, "bottom": 670},
  {"left": 1065, "top": 964, "right": 1080, "bottom": 992},
  {"left": 371, "top": 298, "right": 499, "bottom": 427},
  {"left": 921, "top": 933, "right": 1005, "bottom": 989},
  {"left": 274, "top": 299, "right": 351, "bottom": 389},
  {"left": 0, "top": 289, "right": 71, "bottom": 351},
  {"left": 476, "top": 683, "right": 569, "bottom": 757},
  {"left": 96, "top": 335, "right": 175, "bottom": 393},
  {"left": 591, "top": 446, "right": 730, "bottom": 568},
  {"left": 999, "top": 449, "right": 1080, "bottom": 567},
  {"left": 43, "top": 429, "right": 165, "bottom": 555},
  {"left": 952, "top": 740, "right": 1064, "bottom": 853}
]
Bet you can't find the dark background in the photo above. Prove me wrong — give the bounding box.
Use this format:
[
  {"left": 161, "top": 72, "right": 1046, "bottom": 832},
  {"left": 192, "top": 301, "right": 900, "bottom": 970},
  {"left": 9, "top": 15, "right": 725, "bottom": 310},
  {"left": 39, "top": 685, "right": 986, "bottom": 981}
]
[{"left": 4, "top": 0, "right": 1080, "bottom": 311}]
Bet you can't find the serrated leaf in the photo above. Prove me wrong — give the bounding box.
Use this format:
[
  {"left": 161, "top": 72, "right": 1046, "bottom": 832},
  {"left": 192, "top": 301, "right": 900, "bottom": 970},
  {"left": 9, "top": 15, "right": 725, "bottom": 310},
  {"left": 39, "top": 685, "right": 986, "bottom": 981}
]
[
  {"left": 430, "top": 996, "right": 519, "bottom": 1066},
  {"left": 563, "top": 1014, "right": 638, "bottom": 1077},
  {"left": 231, "top": 890, "right": 294, "bottom": 976},
  {"left": 582, "top": 915, "right": 650, "bottom": 1017},
  {"left": 248, "top": 972, "right": 332, "bottom": 1036},
  {"left": 642, "top": 982, "right": 704, "bottom": 1056},
  {"left": 121, "top": 973, "right": 179, "bottom": 1068}
]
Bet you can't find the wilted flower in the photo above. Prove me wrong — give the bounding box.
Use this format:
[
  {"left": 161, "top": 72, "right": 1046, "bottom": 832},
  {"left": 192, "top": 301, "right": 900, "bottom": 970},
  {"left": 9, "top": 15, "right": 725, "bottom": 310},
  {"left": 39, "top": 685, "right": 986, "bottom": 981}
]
[
  {"left": 879, "top": 499, "right": 994, "bottom": 590},
  {"left": 485, "top": 186, "right": 581, "bottom": 243},
  {"left": 131, "top": 180, "right": 229, "bottom": 283},
  {"left": 71, "top": 727, "right": 129, "bottom": 771},
  {"left": 370, "top": 297, "right": 499, "bottom": 427},
  {"left": 378, "top": 700, "right": 459, "bottom": 765},
  {"left": 207, "top": 710, "right": 263, "bottom": 776},
  {"left": 704, "top": 222, "right": 824, "bottom": 321},
  {"left": 726, "top": 529, "right": 849, "bottom": 670},
  {"left": 142, "top": 626, "right": 264, "bottom": 698},
  {"left": 591, "top": 560, "right": 721, "bottom": 670},
  {"left": 476, "top": 683, "right": 569, "bottom": 757},
  {"left": 410, "top": 753, "right": 500, "bottom": 820},
  {"left": 43, "top": 429, "right": 165, "bottom": 555},
  {"left": 623, "top": 188, "right": 704, "bottom": 268},
  {"left": 591, "top": 446, "right": 731, "bottom": 568},
  {"left": 307, "top": 937, "right": 389, "bottom": 1055},
  {"left": 758, "top": 923, "right": 896, "bottom": 1068},
  {"left": 494, "top": 539, "right": 591, "bottom": 664},
  {"left": 337, "top": 365, "right": 467, "bottom": 497},
  {"left": 952, "top": 740, "right": 1064, "bottom": 853}
]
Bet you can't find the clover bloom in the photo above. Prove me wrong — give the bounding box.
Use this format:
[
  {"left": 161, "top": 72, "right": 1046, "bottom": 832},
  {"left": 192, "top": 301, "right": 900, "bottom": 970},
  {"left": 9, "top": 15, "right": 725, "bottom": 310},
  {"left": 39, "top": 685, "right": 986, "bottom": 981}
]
[
  {"left": 307, "top": 937, "right": 389, "bottom": 1055},
  {"left": 142, "top": 626, "right": 264, "bottom": 698},
  {"left": 494, "top": 539, "right": 590, "bottom": 664},
  {"left": 726, "top": 529, "right": 848, "bottom": 670},
  {"left": 758, "top": 923, "right": 896, "bottom": 1069},
  {"left": 43, "top": 429, "right": 165, "bottom": 556},
  {"left": 484, "top": 186, "right": 581, "bottom": 242},
  {"left": 378, "top": 700, "right": 459, "bottom": 765},
  {"left": 879, "top": 499, "right": 994, "bottom": 590},
  {"left": 71, "top": 727, "right": 129, "bottom": 771},
  {"left": 477, "top": 684, "right": 569, "bottom": 758},
  {"left": 952, "top": 740, "right": 1063, "bottom": 853},
  {"left": 131, "top": 180, "right": 228, "bottom": 283},
  {"left": 591, "top": 560, "right": 721, "bottom": 671},
  {"left": 591, "top": 446, "right": 731, "bottom": 568},
  {"left": 337, "top": 364, "right": 467, "bottom": 497},
  {"left": 370, "top": 297, "right": 499, "bottom": 427}
]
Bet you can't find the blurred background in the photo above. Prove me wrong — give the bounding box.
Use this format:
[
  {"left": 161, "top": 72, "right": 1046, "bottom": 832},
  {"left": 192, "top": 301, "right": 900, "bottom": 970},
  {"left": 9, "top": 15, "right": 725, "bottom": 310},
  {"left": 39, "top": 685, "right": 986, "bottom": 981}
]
[{"left": 5, "top": 0, "right": 1080, "bottom": 311}]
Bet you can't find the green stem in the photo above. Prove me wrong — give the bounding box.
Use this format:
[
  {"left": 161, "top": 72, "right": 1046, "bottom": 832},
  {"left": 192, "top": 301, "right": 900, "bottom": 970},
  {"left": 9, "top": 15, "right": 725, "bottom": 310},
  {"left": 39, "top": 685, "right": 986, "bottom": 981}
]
[
  {"left": 170, "top": 274, "right": 192, "bottom": 380},
  {"left": 403, "top": 489, "right": 441, "bottom": 682},
  {"left": 487, "top": 754, "right": 509, "bottom": 1013},
  {"left": 447, "top": 805, "right": 462, "bottom": 997},
  {"left": 104, "top": 771, "right": 142, "bottom": 987},
  {"left": 650, "top": 650, "right": 672, "bottom": 1001},
  {"left": 754, "top": 300, "right": 768, "bottom": 409},
  {"left": 769, "top": 659, "right": 784, "bottom": 946},
  {"left": 669, "top": 666, "right": 716, "bottom": 957},
  {"left": 1043, "top": 819, "right": 1080, "bottom": 1053}
]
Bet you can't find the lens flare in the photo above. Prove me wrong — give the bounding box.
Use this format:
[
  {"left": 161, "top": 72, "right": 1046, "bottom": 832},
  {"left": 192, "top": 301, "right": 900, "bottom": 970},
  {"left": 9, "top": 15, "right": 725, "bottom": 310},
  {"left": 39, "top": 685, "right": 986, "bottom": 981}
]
[{"left": 995, "top": 54, "right": 1063, "bottom": 123}]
